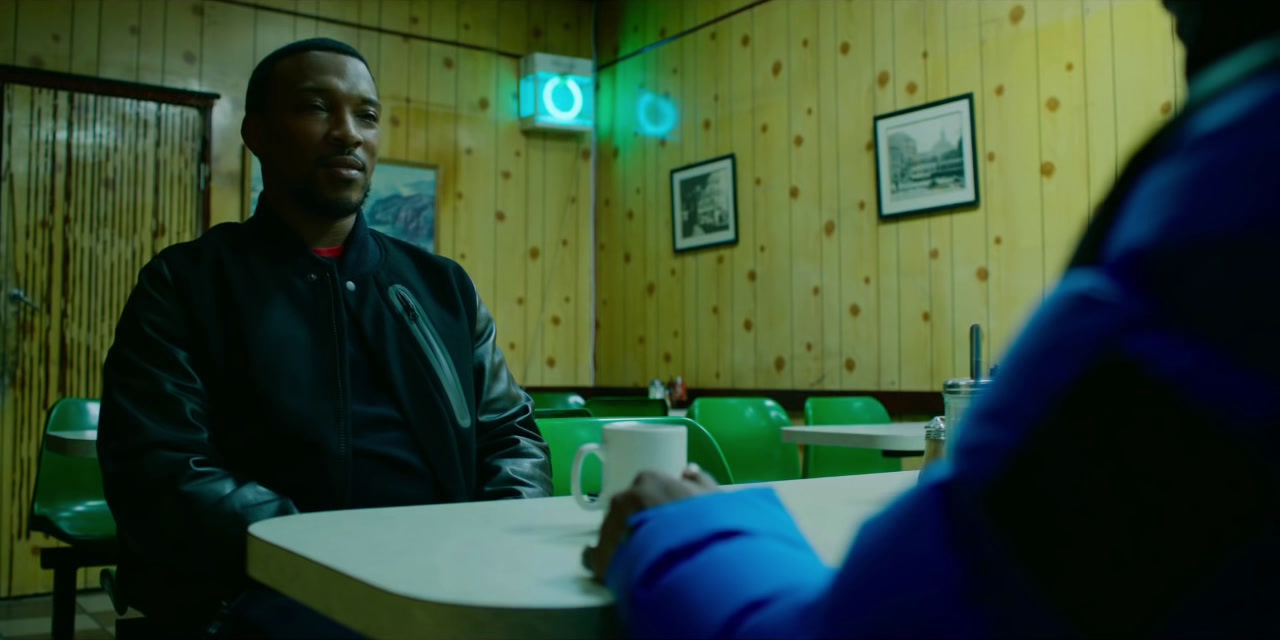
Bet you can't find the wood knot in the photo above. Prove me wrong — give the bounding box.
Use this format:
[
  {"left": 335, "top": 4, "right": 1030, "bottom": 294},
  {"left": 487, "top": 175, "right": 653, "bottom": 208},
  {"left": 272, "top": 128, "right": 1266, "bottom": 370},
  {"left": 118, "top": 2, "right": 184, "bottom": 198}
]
[{"left": 1009, "top": 5, "right": 1025, "bottom": 25}]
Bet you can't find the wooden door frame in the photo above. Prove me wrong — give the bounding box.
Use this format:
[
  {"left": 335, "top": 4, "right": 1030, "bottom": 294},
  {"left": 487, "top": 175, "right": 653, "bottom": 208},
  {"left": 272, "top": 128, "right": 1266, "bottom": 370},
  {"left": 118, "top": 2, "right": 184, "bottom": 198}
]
[{"left": 0, "top": 64, "right": 220, "bottom": 231}]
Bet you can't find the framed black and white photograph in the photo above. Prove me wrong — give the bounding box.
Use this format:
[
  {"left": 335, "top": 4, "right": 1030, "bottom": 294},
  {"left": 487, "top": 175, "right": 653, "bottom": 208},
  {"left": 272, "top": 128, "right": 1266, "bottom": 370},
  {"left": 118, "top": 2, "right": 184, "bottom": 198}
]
[
  {"left": 873, "top": 93, "right": 979, "bottom": 218},
  {"left": 244, "top": 149, "right": 438, "bottom": 252},
  {"left": 670, "top": 153, "right": 738, "bottom": 252}
]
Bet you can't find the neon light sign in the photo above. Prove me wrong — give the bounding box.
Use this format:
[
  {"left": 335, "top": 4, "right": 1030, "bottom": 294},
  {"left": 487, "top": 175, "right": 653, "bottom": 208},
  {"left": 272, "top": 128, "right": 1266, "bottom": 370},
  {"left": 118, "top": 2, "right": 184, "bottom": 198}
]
[
  {"left": 636, "top": 90, "right": 678, "bottom": 137},
  {"left": 519, "top": 53, "right": 594, "bottom": 133}
]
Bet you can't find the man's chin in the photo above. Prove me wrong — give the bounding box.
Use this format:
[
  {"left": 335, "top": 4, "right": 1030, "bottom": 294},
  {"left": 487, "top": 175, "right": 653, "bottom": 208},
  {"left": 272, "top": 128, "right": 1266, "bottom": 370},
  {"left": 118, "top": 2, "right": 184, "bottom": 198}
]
[
  {"left": 298, "top": 190, "right": 367, "bottom": 220},
  {"left": 309, "top": 201, "right": 363, "bottom": 220}
]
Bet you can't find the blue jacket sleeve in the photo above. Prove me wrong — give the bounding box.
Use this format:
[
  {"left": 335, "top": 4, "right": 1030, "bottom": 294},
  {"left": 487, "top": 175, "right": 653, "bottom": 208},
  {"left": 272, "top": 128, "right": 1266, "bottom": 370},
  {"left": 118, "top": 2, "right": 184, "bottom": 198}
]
[{"left": 606, "top": 488, "right": 834, "bottom": 640}]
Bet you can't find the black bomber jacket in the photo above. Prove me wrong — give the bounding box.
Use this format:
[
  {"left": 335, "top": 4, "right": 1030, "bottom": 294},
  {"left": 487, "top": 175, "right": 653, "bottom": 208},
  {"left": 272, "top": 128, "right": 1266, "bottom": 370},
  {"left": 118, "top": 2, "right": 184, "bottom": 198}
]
[{"left": 97, "top": 203, "right": 552, "bottom": 619}]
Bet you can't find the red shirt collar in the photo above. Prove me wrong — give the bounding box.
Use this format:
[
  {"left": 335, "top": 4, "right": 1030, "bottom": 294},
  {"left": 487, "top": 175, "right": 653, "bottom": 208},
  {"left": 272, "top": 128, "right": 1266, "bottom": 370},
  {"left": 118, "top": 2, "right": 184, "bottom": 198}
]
[{"left": 313, "top": 246, "right": 344, "bottom": 258}]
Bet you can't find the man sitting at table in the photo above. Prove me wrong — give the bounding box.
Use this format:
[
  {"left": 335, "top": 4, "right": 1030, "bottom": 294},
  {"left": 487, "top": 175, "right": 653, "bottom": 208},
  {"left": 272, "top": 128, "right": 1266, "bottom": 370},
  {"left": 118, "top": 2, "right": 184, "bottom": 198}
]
[
  {"left": 584, "top": 2, "right": 1280, "bottom": 637},
  {"left": 98, "top": 38, "right": 552, "bottom": 637}
]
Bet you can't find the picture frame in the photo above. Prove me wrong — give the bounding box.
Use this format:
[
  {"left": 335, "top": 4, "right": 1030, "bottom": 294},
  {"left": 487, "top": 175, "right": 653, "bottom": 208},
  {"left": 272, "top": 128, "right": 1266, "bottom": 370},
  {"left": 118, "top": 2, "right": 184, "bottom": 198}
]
[
  {"left": 873, "top": 93, "right": 979, "bottom": 218},
  {"left": 670, "top": 153, "right": 738, "bottom": 252},
  {"left": 361, "top": 160, "right": 439, "bottom": 252},
  {"left": 243, "top": 148, "right": 439, "bottom": 253}
]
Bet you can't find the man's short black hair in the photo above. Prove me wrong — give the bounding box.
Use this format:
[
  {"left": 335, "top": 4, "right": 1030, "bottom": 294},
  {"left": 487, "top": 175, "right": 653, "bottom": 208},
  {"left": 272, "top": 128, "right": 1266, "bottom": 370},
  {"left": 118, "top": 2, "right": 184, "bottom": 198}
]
[{"left": 244, "top": 38, "right": 372, "bottom": 115}]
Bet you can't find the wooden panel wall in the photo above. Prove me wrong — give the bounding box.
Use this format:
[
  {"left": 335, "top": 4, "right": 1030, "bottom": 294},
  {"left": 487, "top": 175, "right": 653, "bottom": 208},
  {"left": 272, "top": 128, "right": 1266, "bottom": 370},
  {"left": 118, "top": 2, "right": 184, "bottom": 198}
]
[
  {"left": 594, "top": 0, "right": 1184, "bottom": 390},
  {"left": 0, "top": 0, "right": 594, "bottom": 391}
]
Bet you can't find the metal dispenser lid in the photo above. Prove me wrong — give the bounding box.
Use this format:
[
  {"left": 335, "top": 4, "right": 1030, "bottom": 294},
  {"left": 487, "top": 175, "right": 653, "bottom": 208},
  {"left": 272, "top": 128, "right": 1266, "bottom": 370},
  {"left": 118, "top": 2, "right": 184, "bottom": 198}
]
[{"left": 943, "top": 377, "right": 992, "bottom": 395}]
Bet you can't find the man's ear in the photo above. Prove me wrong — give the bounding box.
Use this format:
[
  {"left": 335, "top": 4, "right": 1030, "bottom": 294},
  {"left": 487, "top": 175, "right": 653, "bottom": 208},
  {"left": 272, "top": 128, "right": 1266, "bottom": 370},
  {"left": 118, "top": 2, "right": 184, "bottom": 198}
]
[{"left": 241, "top": 113, "right": 265, "bottom": 158}]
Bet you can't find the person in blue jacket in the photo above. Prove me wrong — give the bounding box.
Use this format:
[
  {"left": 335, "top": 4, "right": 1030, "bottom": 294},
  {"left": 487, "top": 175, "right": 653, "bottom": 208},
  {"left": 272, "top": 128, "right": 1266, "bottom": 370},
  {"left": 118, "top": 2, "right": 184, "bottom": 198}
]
[{"left": 583, "top": 2, "right": 1280, "bottom": 637}]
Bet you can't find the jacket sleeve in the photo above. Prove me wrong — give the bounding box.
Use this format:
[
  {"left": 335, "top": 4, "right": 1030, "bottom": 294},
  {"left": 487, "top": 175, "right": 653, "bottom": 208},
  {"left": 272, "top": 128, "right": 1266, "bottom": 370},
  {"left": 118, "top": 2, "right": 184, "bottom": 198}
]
[
  {"left": 98, "top": 255, "right": 299, "bottom": 594},
  {"left": 470, "top": 291, "right": 553, "bottom": 499},
  {"left": 606, "top": 488, "right": 835, "bottom": 640}
]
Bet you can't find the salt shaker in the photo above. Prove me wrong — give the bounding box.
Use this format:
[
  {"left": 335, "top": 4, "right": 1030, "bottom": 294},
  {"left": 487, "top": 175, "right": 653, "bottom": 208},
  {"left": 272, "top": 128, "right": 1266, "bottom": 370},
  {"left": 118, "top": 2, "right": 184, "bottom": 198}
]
[{"left": 920, "top": 416, "right": 947, "bottom": 474}]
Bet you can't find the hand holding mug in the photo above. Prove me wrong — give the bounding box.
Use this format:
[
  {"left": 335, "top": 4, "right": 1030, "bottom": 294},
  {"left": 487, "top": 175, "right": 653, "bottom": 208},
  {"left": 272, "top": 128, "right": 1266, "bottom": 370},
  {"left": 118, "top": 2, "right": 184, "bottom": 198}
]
[
  {"left": 581, "top": 464, "right": 720, "bottom": 583},
  {"left": 571, "top": 422, "right": 687, "bottom": 510}
]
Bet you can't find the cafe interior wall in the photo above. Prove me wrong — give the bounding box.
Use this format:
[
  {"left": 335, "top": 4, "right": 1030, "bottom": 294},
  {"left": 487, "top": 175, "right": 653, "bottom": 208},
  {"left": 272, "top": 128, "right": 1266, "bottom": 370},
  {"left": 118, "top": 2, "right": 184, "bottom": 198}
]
[
  {"left": 0, "top": 0, "right": 593, "bottom": 598},
  {"left": 593, "top": 0, "right": 1185, "bottom": 392}
]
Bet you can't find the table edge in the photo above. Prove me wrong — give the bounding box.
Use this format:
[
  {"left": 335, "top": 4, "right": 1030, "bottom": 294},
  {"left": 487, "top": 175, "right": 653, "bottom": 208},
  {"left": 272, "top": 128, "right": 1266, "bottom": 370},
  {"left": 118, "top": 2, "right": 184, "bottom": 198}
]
[{"left": 246, "top": 531, "right": 619, "bottom": 639}]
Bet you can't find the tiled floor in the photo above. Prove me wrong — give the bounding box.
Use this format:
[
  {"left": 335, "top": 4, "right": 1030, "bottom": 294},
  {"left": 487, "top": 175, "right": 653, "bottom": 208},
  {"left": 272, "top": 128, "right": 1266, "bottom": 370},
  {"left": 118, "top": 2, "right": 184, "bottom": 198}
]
[{"left": 0, "top": 590, "right": 142, "bottom": 640}]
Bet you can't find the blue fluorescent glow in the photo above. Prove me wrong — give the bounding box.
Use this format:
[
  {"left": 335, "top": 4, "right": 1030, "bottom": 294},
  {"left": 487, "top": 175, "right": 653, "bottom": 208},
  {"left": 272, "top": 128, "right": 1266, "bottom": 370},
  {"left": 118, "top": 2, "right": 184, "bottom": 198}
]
[{"left": 636, "top": 91, "right": 677, "bottom": 137}]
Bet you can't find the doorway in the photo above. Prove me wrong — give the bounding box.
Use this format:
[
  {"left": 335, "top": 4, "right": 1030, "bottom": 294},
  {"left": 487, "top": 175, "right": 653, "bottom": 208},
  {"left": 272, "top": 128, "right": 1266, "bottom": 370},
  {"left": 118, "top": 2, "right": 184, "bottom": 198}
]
[{"left": 0, "top": 65, "right": 215, "bottom": 597}]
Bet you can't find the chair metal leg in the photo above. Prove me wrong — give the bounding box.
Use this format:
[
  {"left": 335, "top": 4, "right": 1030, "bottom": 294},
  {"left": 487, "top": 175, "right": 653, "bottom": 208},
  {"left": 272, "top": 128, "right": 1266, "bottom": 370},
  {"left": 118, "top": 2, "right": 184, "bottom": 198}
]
[{"left": 51, "top": 564, "right": 77, "bottom": 640}]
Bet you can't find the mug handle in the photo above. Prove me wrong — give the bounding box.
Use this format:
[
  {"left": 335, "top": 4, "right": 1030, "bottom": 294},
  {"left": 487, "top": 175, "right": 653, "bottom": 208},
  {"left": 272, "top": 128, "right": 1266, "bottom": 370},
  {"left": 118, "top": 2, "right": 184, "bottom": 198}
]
[{"left": 572, "top": 443, "right": 606, "bottom": 510}]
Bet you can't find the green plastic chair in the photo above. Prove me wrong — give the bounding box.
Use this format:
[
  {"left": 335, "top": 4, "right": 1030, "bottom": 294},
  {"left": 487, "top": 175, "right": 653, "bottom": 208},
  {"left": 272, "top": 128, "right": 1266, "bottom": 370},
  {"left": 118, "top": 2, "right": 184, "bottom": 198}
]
[
  {"left": 30, "top": 398, "right": 119, "bottom": 639},
  {"left": 584, "top": 396, "right": 668, "bottom": 417},
  {"left": 536, "top": 416, "right": 735, "bottom": 496},
  {"left": 528, "top": 391, "right": 587, "bottom": 411},
  {"left": 686, "top": 397, "right": 801, "bottom": 484},
  {"left": 538, "top": 417, "right": 604, "bottom": 497},
  {"left": 803, "top": 396, "right": 901, "bottom": 478}
]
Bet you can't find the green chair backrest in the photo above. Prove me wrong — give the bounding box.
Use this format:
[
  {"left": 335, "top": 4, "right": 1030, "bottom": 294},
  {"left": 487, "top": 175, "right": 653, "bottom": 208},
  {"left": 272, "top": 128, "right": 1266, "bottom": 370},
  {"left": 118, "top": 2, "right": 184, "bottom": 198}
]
[
  {"left": 804, "top": 396, "right": 891, "bottom": 425},
  {"left": 528, "top": 391, "right": 587, "bottom": 411},
  {"left": 803, "top": 396, "right": 900, "bottom": 477},
  {"left": 536, "top": 416, "right": 734, "bottom": 496},
  {"left": 533, "top": 408, "right": 592, "bottom": 420},
  {"left": 686, "top": 397, "right": 800, "bottom": 484},
  {"left": 30, "top": 398, "right": 116, "bottom": 544},
  {"left": 583, "top": 396, "right": 668, "bottom": 418},
  {"left": 537, "top": 417, "right": 605, "bottom": 497}
]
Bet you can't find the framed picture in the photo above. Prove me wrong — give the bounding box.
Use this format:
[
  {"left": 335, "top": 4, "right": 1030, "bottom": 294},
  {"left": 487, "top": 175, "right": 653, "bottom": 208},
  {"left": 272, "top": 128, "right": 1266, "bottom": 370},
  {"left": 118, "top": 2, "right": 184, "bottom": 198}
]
[
  {"left": 362, "top": 160, "right": 438, "bottom": 252},
  {"left": 670, "top": 153, "right": 738, "bottom": 252},
  {"left": 243, "top": 149, "right": 439, "bottom": 252},
  {"left": 873, "top": 93, "right": 979, "bottom": 218}
]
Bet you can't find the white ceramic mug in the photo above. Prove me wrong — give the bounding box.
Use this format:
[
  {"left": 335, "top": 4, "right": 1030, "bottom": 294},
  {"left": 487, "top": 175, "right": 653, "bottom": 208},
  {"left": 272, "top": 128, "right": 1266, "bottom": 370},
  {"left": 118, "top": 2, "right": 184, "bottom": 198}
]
[{"left": 571, "top": 421, "right": 687, "bottom": 510}]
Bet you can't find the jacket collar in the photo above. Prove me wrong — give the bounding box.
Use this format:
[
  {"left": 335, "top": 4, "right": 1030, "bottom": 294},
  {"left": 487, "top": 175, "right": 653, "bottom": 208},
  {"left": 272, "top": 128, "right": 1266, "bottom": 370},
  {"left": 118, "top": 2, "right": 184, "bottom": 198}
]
[
  {"left": 244, "top": 197, "right": 381, "bottom": 278},
  {"left": 1189, "top": 33, "right": 1280, "bottom": 107}
]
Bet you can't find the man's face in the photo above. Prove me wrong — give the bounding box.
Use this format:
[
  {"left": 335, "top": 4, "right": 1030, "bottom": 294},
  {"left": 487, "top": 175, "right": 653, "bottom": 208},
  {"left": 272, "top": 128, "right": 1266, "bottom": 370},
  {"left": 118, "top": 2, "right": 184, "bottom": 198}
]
[{"left": 249, "top": 51, "right": 381, "bottom": 219}]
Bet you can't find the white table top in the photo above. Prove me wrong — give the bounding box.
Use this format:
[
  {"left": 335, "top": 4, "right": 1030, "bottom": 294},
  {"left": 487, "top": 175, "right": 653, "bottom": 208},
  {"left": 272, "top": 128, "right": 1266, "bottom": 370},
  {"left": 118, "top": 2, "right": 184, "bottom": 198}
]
[
  {"left": 247, "top": 471, "right": 919, "bottom": 639},
  {"left": 781, "top": 423, "right": 927, "bottom": 451},
  {"left": 45, "top": 429, "right": 98, "bottom": 458}
]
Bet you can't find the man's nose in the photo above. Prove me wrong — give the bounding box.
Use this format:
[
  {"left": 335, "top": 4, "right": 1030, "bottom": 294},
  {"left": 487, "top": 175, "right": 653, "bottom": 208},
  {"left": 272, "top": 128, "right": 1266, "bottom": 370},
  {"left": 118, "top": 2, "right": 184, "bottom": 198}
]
[{"left": 327, "top": 111, "right": 362, "bottom": 148}]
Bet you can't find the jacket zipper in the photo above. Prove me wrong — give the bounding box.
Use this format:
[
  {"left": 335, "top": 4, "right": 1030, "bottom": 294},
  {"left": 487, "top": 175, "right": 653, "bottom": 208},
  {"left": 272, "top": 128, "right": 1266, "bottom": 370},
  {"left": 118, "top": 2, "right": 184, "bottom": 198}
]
[
  {"left": 327, "top": 272, "right": 350, "bottom": 506},
  {"left": 389, "top": 284, "right": 472, "bottom": 429}
]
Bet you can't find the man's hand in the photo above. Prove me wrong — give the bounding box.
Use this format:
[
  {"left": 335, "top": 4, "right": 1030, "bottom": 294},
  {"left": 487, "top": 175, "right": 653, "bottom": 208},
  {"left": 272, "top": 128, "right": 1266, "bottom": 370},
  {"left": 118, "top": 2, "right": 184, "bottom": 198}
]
[{"left": 582, "top": 464, "right": 721, "bottom": 582}]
